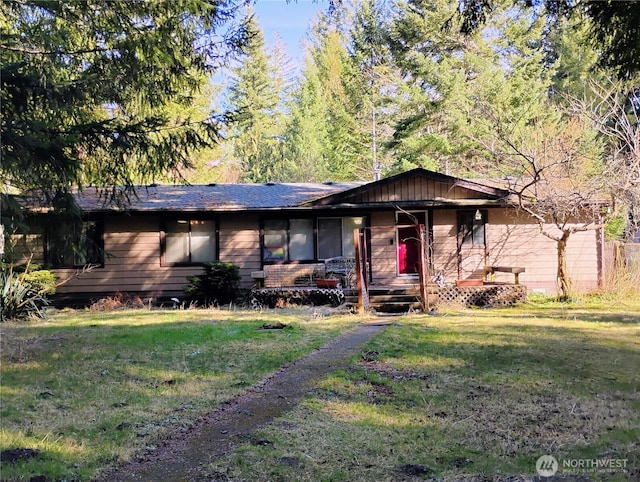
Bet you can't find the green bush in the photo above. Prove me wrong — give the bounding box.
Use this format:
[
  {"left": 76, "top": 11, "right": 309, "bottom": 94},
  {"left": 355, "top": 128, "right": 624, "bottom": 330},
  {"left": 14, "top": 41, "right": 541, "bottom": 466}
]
[
  {"left": 183, "top": 262, "right": 241, "bottom": 306},
  {"left": 22, "top": 269, "right": 57, "bottom": 296},
  {"left": 1, "top": 269, "right": 50, "bottom": 321}
]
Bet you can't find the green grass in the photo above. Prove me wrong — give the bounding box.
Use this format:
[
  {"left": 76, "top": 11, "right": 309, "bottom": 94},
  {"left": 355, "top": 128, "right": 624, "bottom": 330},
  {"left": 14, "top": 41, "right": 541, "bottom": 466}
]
[
  {"left": 0, "top": 307, "right": 358, "bottom": 481},
  {"left": 206, "top": 299, "right": 640, "bottom": 481},
  {"left": 2, "top": 300, "right": 639, "bottom": 481}
]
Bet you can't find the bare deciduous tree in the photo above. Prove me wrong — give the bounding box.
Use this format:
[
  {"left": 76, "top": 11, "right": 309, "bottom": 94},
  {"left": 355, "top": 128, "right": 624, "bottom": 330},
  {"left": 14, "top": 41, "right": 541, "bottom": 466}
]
[
  {"left": 476, "top": 108, "right": 608, "bottom": 299},
  {"left": 576, "top": 82, "right": 640, "bottom": 241}
]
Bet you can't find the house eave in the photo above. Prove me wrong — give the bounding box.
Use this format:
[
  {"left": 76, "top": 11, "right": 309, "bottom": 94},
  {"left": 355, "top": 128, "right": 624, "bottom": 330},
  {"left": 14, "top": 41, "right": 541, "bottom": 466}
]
[
  {"left": 56, "top": 198, "right": 511, "bottom": 216},
  {"left": 290, "top": 199, "right": 511, "bottom": 211}
]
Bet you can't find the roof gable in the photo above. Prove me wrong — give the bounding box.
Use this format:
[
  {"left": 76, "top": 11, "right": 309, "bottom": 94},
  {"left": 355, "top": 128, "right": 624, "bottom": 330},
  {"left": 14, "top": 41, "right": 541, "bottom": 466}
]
[{"left": 305, "top": 168, "right": 510, "bottom": 206}]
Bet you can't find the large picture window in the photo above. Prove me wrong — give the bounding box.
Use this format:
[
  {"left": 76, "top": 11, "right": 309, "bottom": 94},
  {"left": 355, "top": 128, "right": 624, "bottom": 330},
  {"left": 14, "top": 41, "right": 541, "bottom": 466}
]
[
  {"left": 262, "top": 216, "right": 364, "bottom": 263},
  {"left": 46, "top": 220, "right": 104, "bottom": 267},
  {"left": 263, "top": 219, "right": 289, "bottom": 261},
  {"left": 317, "top": 217, "right": 364, "bottom": 260},
  {"left": 317, "top": 218, "right": 342, "bottom": 259},
  {"left": 263, "top": 218, "right": 315, "bottom": 262},
  {"left": 289, "top": 219, "right": 314, "bottom": 260},
  {"left": 163, "top": 219, "right": 217, "bottom": 265}
]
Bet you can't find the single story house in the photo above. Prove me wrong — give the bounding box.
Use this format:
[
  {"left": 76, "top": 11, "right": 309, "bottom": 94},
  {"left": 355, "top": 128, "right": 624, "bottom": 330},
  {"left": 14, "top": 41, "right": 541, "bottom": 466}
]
[{"left": 10, "top": 168, "right": 606, "bottom": 305}]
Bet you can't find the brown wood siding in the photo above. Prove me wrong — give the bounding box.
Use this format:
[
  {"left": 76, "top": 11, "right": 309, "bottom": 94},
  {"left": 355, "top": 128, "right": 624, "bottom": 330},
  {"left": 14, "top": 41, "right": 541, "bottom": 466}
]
[
  {"left": 219, "top": 214, "right": 261, "bottom": 288},
  {"left": 431, "top": 210, "right": 459, "bottom": 281},
  {"left": 54, "top": 215, "right": 205, "bottom": 298},
  {"left": 9, "top": 233, "right": 44, "bottom": 265},
  {"left": 486, "top": 209, "right": 599, "bottom": 293},
  {"left": 566, "top": 229, "right": 599, "bottom": 292},
  {"left": 344, "top": 178, "right": 484, "bottom": 203},
  {"left": 369, "top": 212, "right": 397, "bottom": 285},
  {"left": 43, "top": 205, "right": 600, "bottom": 301},
  {"left": 52, "top": 214, "right": 262, "bottom": 300}
]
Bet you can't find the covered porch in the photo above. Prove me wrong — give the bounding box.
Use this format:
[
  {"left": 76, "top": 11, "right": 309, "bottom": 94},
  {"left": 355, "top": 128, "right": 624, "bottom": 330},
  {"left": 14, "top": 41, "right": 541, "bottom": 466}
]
[{"left": 249, "top": 230, "right": 527, "bottom": 312}]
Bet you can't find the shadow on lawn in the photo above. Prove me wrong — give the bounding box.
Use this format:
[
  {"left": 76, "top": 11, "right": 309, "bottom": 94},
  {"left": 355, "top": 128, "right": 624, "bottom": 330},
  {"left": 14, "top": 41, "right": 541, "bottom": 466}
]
[
  {"left": 472, "top": 305, "right": 640, "bottom": 325},
  {"left": 366, "top": 319, "right": 639, "bottom": 395}
]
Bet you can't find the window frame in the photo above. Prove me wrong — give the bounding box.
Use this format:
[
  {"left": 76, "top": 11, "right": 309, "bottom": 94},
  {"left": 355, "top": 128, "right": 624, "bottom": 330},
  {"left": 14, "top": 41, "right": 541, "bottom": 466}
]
[
  {"left": 260, "top": 216, "right": 366, "bottom": 264},
  {"left": 161, "top": 216, "right": 219, "bottom": 267},
  {"left": 458, "top": 209, "right": 487, "bottom": 248},
  {"left": 45, "top": 218, "right": 105, "bottom": 268},
  {"left": 317, "top": 217, "right": 343, "bottom": 261}
]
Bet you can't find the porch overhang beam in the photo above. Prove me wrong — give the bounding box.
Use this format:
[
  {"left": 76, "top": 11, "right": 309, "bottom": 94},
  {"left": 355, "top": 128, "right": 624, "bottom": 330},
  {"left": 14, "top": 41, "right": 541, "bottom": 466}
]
[{"left": 290, "top": 199, "right": 512, "bottom": 211}]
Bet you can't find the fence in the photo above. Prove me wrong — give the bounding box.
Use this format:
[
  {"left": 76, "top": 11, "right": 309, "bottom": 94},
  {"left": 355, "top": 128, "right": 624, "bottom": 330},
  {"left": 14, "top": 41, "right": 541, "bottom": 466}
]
[{"left": 603, "top": 241, "right": 640, "bottom": 296}]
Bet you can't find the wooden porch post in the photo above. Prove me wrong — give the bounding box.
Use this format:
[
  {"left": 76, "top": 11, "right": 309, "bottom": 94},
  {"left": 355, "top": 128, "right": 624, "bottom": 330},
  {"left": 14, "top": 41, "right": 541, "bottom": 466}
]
[
  {"left": 418, "top": 224, "right": 429, "bottom": 311},
  {"left": 354, "top": 228, "right": 369, "bottom": 314}
]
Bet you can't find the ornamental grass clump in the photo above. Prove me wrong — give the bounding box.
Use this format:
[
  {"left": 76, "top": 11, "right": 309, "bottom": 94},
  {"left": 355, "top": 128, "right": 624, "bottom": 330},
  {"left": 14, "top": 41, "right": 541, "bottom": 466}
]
[{"left": 0, "top": 268, "right": 52, "bottom": 321}]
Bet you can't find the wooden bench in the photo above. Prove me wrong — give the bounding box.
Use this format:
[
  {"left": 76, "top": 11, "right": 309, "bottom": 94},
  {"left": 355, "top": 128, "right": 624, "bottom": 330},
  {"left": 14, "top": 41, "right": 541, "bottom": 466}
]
[{"left": 484, "top": 266, "right": 525, "bottom": 285}]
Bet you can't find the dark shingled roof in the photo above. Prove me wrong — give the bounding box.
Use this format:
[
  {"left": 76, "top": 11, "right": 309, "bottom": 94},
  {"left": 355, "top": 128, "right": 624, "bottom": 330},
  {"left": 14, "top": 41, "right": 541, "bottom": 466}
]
[{"left": 73, "top": 182, "right": 364, "bottom": 212}]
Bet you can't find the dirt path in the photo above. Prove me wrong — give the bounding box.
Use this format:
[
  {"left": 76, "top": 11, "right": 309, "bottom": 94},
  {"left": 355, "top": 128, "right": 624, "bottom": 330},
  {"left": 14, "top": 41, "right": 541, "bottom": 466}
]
[{"left": 94, "top": 320, "right": 390, "bottom": 482}]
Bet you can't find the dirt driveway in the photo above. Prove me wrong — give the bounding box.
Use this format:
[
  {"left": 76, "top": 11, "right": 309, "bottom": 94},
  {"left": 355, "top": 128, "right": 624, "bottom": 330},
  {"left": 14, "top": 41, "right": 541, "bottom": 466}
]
[{"left": 93, "top": 320, "right": 390, "bottom": 482}]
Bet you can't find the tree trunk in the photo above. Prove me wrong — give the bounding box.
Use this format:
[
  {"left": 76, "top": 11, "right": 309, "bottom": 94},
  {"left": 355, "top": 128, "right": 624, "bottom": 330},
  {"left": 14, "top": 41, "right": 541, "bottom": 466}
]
[{"left": 557, "top": 232, "right": 572, "bottom": 300}]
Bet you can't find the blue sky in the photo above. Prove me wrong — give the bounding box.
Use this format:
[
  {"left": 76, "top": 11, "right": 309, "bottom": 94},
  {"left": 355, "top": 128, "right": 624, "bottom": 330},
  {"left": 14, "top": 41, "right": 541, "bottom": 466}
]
[{"left": 252, "top": 0, "right": 331, "bottom": 67}]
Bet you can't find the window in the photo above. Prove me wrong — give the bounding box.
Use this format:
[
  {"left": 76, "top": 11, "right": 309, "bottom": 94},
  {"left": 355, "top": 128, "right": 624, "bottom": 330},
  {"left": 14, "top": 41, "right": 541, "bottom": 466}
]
[
  {"left": 263, "top": 218, "right": 315, "bottom": 262},
  {"left": 342, "top": 217, "right": 364, "bottom": 258},
  {"left": 46, "top": 220, "right": 104, "bottom": 267},
  {"left": 261, "top": 216, "right": 364, "bottom": 263},
  {"left": 317, "top": 218, "right": 342, "bottom": 259},
  {"left": 164, "top": 219, "right": 217, "bottom": 265},
  {"left": 459, "top": 210, "right": 486, "bottom": 247},
  {"left": 263, "top": 219, "right": 288, "bottom": 261},
  {"left": 318, "top": 217, "right": 364, "bottom": 260},
  {"left": 289, "top": 219, "right": 314, "bottom": 260}
]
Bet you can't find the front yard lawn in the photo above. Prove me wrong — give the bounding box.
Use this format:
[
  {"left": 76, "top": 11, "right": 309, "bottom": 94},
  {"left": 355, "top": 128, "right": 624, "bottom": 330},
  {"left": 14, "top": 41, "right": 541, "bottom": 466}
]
[
  {"left": 208, "top": 300, "right": 640, "bottom": 481},
  {"left": 1, "top": 300, "right": 639, "bottom": 481},
  {"left": 0, "top": 308, "right": 356, "bottom": 481}
]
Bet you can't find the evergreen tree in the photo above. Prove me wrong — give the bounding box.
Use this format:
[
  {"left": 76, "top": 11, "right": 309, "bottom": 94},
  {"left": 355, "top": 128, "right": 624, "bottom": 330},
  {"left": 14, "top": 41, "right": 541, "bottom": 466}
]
[
  {"left": 283, "top": 6, "right": 373, "bottom": 182},
  {"left": 387, "top": 0, "right": 553, "bottom": 177},
  {"left": 313, "top": 26, "right": 365, "bottom": 180},
  {"left": 282, "top": 57, "right": 331, "bottom": 182},
  {"left": 225, "top": 7, "right": 289, "bottom": 183},
  {"left": 169, "top": 81, "right": 227, "bottom": 185},
  {"left": 1, "top": 0, "right": 248, "bottom": 211},
  {"left": 348, "top": 0, "right": 399, "bottom": 179},
  {"left": 545, "top": 15, "right": 605, "bottom": 102},
  {"left": 456, "top": 0, "right": 640, "bottom": 79}
]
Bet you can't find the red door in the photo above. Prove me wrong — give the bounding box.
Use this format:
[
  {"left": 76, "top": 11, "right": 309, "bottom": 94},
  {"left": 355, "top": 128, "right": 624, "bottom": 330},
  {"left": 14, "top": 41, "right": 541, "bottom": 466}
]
[{"left": 397, "top": 212, "right": 425, "bottom": 275}]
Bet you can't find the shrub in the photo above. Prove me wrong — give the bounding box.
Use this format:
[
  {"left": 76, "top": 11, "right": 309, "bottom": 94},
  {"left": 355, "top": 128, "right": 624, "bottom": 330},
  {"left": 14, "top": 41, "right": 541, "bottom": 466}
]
[
  {"left": 183, "top": 262, "right": 241, "bottom": 306},
  {"left": 22, "top": 269, "right": 57, "bottom": 296},
  {"left": 1, "top": 269, "right": 50, "bottom": 321}
]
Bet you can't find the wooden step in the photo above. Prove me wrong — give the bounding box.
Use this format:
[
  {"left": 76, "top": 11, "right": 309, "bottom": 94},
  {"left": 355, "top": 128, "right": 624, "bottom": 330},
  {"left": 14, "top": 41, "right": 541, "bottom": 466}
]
[
  {"left": 369, "top": 294, "right": 419, "bottom": 302},
  {"left": 371, "top": 301, "right": 423, "bottom": 313}
]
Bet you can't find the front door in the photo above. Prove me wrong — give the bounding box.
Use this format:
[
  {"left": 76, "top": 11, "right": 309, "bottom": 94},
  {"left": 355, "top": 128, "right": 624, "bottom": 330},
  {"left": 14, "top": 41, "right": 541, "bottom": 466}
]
[{"left": 397, "top": 212, "right": 426, "bottom": 276}]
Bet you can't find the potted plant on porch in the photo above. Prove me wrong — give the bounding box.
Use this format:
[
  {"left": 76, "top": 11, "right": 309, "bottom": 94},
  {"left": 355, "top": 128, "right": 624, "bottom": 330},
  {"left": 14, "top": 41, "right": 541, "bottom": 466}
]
[{"left": 315, "top": 276, "right": 341, "bottom": 289}]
